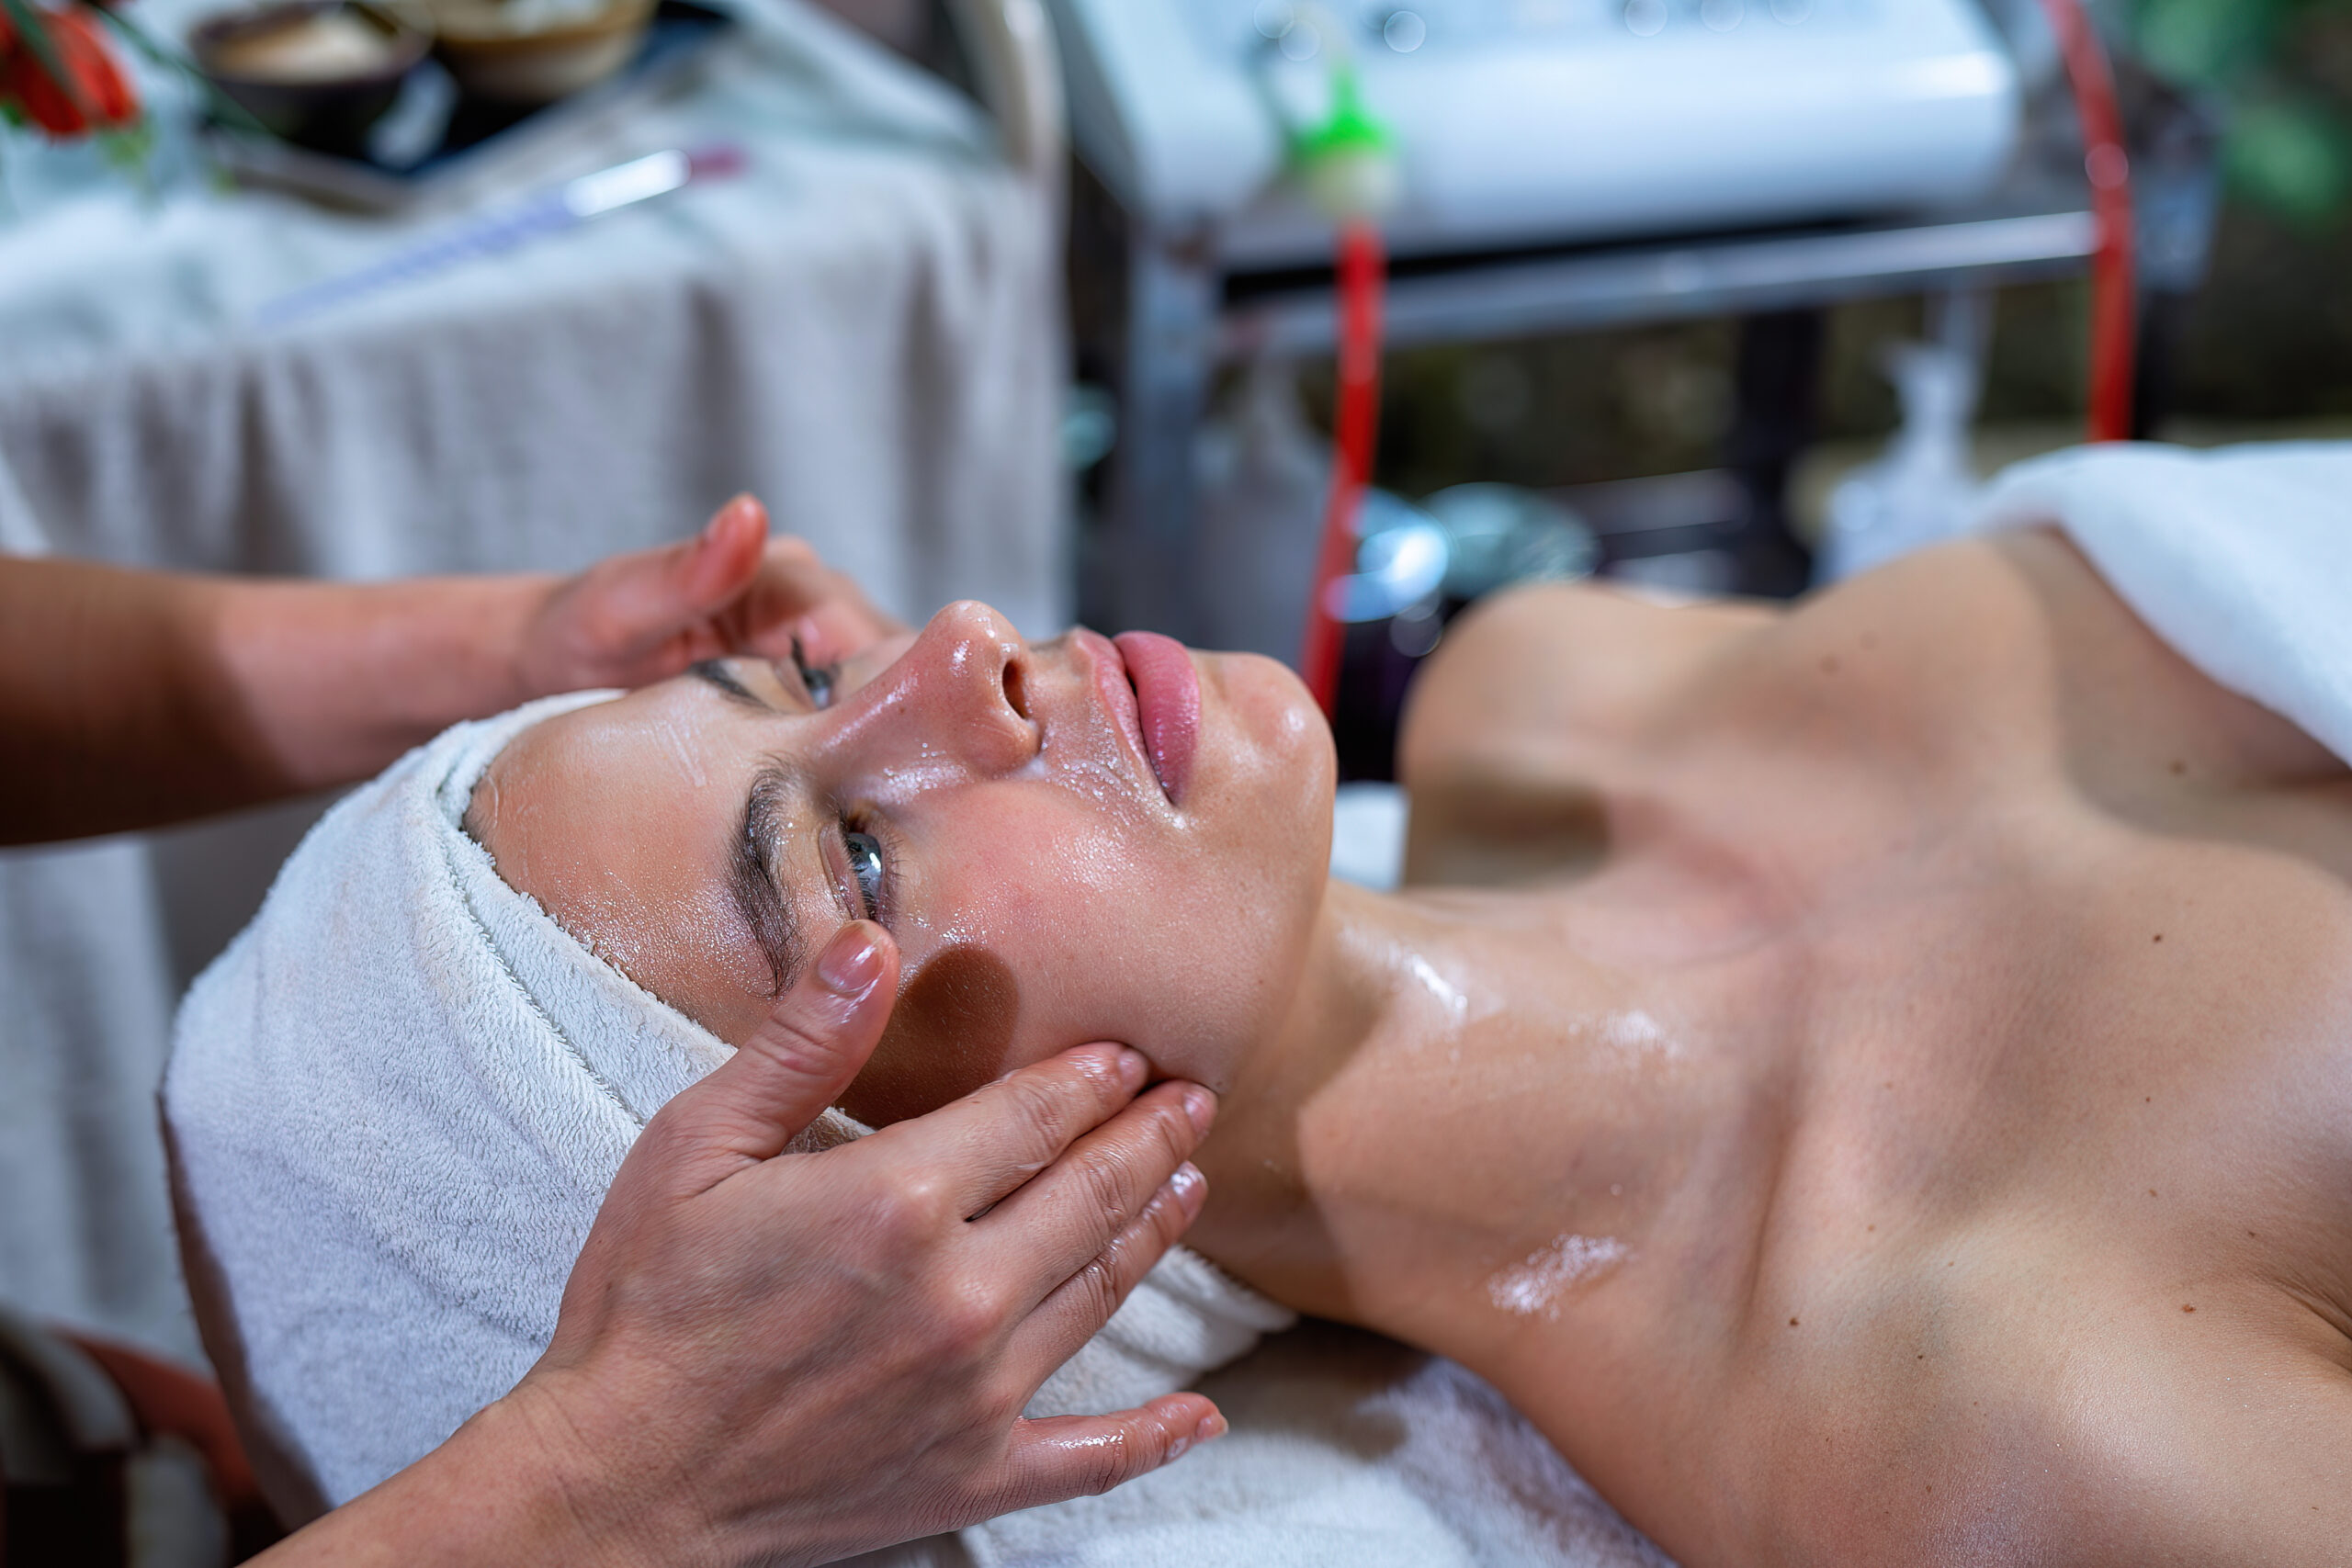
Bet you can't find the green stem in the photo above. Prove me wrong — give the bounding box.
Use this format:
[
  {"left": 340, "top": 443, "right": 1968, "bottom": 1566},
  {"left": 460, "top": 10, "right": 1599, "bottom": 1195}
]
[{"left": 92, "top": 4, "right": 270, "bottom": 136}]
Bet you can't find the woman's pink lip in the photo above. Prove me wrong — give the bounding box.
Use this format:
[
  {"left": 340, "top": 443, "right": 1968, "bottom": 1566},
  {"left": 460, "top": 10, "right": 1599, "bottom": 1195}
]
[
  {"left": 1114, "top": 631, "right": 1200, "bottom": 805},
  {"left": 1072, "top": 628, "right": 1159, "bottom": 800}
]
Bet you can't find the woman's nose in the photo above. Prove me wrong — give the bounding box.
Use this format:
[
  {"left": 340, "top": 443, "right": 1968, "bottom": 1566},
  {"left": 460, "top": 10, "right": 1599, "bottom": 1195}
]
[{"left": 852, "top": 601, "right": 1040, "bottom": 777}]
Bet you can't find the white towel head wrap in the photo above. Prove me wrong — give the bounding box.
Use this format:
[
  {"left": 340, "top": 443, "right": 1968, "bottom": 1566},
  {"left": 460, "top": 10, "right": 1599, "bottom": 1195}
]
[{"left": 164, "top": 693, "right": 1289, "bottom": 1519}]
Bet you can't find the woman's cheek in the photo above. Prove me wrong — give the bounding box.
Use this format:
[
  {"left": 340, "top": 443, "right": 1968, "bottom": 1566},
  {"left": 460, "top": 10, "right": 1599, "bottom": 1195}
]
[{"left": 846, "top": 942, "right": 1026, "bottom": 1125}]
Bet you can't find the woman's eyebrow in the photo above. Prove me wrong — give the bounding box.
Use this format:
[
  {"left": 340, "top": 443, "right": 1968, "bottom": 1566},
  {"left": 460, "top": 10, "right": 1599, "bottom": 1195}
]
[
  {"left": 690, "top": 660, "right": 775, "bottom": 712},
  {"left": 730, "top": 764, "right": 802, "bottom": 996}
]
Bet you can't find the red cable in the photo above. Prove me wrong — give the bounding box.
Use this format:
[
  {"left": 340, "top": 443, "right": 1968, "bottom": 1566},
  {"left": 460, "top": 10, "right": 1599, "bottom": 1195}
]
[
  {"left": 1300, "top": 220, "right": 1387, "bottom": 720},
  {"left": 2036, "top": 0, "right": 2138, "bottom": 443}
]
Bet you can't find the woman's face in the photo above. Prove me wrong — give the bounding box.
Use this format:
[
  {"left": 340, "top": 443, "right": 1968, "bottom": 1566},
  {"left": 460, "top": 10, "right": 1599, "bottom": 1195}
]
[{"left": 471, "top": 602, "right": 1334, "bottom": 1122}]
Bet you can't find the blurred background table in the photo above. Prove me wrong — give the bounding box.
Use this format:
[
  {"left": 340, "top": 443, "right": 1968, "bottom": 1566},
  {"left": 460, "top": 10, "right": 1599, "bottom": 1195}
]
[{"left": 0, "top": 0, "right": 1065, "bottom": 1363}]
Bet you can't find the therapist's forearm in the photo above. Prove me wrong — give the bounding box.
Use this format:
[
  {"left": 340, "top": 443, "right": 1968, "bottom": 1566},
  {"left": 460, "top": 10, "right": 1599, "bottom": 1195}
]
[
  {"left": 244, "top": 1399, "right": 628, "bottom": 1568},
  {"left": 0, "top": 557, "right": 554, "bottom": 844}
]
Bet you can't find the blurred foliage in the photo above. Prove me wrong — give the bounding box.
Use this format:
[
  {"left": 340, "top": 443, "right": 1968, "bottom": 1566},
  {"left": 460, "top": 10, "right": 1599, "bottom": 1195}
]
[{"left": 2122, "top": 0, "right": 2352, "bottom": 221}]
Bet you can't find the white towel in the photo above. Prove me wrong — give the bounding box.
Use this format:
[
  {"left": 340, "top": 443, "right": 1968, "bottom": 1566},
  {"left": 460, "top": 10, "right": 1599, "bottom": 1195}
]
[
  {"left": 963, "top": 1321, "right": 1672, "bottom": 1568},
  {"left": 167, "top": 692, "right": 750, "bottom": 1510},
  {"left": 1973, "top": 441, "right": 2352, "bottom": 767},
  {"left": 161, "top": 692, "right": 1295, "bottom": 1524}
]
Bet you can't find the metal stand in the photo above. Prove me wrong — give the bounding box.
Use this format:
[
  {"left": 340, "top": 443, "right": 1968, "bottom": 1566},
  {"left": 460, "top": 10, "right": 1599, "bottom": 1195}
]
[
  {"left": 1094, "top": 232, "right": 1221, "bottom": 640},
  {"left": 1725, "top": 310, "right": 1828, "bottom": 595},
  {"left": 1073, "top": 49, "right": 2222, "bottom": 629}
]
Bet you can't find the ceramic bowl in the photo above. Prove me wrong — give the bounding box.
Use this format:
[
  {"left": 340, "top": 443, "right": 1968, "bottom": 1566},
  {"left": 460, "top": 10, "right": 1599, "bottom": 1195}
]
[
  {"left": 425, "top": 0, "right": 655, "bottom": 105},
  {"left": 191, "top": 1, "right": 433, "bottom": 158}
]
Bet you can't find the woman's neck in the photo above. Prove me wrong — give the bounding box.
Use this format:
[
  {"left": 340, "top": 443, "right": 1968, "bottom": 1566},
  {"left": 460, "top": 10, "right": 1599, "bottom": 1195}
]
[
  {"left": 1185, "top": 869, "right": 1724, "bottom": 1359},
  {"left": 1185, "top": 878, "right": 1527, "bottom": 1323}
]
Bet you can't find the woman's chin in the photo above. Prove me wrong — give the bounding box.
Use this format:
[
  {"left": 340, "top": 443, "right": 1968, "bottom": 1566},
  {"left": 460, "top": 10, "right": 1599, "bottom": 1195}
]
[
  {"left": 1193, "top": 649, "right": 1338, "bottom": 901},
  {"left": 1204, "top": 649, "right": 1333, "bottom": 770},
  {"left": 1201, "top": 648, "right": 1320, "bottom": 727}
]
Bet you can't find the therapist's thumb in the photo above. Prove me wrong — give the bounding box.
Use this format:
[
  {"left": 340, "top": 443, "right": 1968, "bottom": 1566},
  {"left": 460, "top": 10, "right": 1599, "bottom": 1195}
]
[
  {"left": 648, "top": 922, "right": 897, "bottom": 1184},
  {"left": 672, "top": 493, "right": 770, "bottom": 614}
]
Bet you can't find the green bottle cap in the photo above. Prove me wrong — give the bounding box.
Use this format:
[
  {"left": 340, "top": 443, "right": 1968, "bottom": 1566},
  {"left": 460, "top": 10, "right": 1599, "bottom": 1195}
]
[{"left": 1292, "top": 62, "right": 1399, "bottom": 218}]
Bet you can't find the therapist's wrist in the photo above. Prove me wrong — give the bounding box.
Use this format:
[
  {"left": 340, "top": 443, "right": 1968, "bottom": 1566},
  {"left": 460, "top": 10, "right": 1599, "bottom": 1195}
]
[
  {"left": 475, "top": 1362, "right": 776, "bottom": 1568},
  {"left": 457, "top": 1384, "right": 652, "bottom": 1566},
  {"left": 401, "top": 1383, "right": 658, "bottom": 1568},
  {"left": 475, "top": 1370, "right": 674, "bottom": 1567},
  {"left": 482, "top": 572, "right": 575, "bottom": 707},
  {"left": 243, "top": 1385, "right": 622, "bottom": 1568}
]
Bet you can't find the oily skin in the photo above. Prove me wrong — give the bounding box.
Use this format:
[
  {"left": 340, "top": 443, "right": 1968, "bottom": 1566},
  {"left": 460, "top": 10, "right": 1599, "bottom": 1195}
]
[
  {"left": 1332, "top": 530, "right": 2352, "bottom": 1565},
  {"left": 472, "top": 601, "right": 1333, "bottom": 1122},
  {"left": 481, "top": 537, "right": 2352, "bottom": 1565}
]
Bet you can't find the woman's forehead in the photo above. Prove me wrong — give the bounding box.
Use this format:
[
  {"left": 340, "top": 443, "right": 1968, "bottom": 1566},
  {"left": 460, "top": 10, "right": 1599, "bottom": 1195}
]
[
  {"left": 524, "top": 672, "right": 780, "bottom": 770},
  {"left": 475, "top": 681, "right": 787, "bottom": 1038}
]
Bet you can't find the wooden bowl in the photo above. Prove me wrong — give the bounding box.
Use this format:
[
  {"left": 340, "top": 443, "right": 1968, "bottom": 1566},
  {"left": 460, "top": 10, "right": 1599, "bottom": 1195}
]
[{"left": 425, "top": 0, "right": 655, "bottom": 105}]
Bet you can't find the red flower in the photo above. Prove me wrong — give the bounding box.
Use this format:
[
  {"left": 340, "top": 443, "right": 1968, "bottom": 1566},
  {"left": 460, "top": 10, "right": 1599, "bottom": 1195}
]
[{"left": 2, "top": 6, "right": 140, "bottom": 138}]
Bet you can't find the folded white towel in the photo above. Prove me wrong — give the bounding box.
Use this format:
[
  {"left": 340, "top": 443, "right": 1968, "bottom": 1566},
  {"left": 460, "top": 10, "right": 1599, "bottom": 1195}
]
[
  {"left": 169, "top": 693, "right": 747, "bottom": 1508},
  {"left": 162, "top": 693, "right": 1295, "bottom": 1522},
  {"left": 1974, "top": 441, "right": 2352, "bottom": 766},
  {"left": 965, "top": 1321, "right": 1671, "bottom": 1568}
]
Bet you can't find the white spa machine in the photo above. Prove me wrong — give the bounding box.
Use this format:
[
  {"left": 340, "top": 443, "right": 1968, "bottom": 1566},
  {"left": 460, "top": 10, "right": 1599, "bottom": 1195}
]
[{"left": 1046, "top": 0, "right": 2025, "bottom": 264}]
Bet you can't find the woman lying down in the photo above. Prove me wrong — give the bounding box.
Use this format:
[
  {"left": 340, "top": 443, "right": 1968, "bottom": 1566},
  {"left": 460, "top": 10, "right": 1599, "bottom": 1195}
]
[{"left": 169, "top": 443, "right": 2352, "bottom": 1565}]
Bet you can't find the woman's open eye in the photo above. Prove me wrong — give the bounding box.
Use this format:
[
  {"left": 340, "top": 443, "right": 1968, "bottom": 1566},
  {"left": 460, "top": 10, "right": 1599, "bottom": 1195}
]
[
  {"left": 791, "top": 637, "right": 840, "bottom": 709},
  {"left": 843, "top": 830, "right": 887, "bottom": 921}
]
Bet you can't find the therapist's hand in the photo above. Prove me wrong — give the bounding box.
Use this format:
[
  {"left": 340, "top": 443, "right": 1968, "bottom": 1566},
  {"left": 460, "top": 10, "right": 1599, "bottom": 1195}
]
[
  {"left": 515, "top": 494, "right": 906, "bottom": 697},
  {"left": 511, "top": 919, "right": 1224, "bottom": 1565},
  {"left": 270, "top": 918, "right": 1224, "bottom": 1568}
]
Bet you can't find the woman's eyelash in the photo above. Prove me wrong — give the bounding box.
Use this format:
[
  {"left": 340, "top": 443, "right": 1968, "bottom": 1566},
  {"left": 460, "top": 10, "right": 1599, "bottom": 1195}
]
[{"left": 790, "top": 637, "right": 841, "bottom": 709}]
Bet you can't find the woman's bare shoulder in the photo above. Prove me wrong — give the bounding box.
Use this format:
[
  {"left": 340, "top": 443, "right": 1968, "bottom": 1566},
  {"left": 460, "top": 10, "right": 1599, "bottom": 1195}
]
[
  {"left": 1395, "top": 582, "right": 1781, "bottom": 886},
  {"left": 1400, "top": 581, "right": 1781, "bottom": 773}
]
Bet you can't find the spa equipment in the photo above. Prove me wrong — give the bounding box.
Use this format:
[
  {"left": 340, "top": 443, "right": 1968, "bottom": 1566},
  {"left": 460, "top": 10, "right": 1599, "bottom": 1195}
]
[
  {"left": 1055, "top": 0, "right": 2218, "bottom": 641},
  {"left": 2034, "top": 0, "right": 2134, "bottom": 444},
  {"left": 1267, "top": 0, "right": 2115, "bottom": 716},
  {"left": 1059, "top": 0, "right": 2021, "bottom": 637},
  {"left": 1819, "top": 289, "right": 1990, "bottom": 580},
  {"left": 1277, "top": 8, "right": 1397, "bottom": 716},
  {"left": 1055, "top": 0, "right": 2022, "bottom": 264}
]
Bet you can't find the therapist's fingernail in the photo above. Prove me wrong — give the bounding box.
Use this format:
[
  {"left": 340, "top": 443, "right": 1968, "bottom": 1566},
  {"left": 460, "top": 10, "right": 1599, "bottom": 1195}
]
[
  {"left": 815, "top": 924, "right": 885, "bottom": 998},
  {"left": 1167, "top": 1162, "right": 1206, "bottom": 1216},
  {"left": 1194, "top": 1411, "right": 1227, "bottom": 1444},
  {"left": 1182, "top": 1086, "right": 1217, "bottom": 1137},
  {"left": 1114, "top": 1046, "right": 1149, "bottom": 1092},
  {"left": 707, "top": 494, "right": 753, "bottom": 538},
  {"left": 790, "top": 613, "right": 827, "bottom": 659}
]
